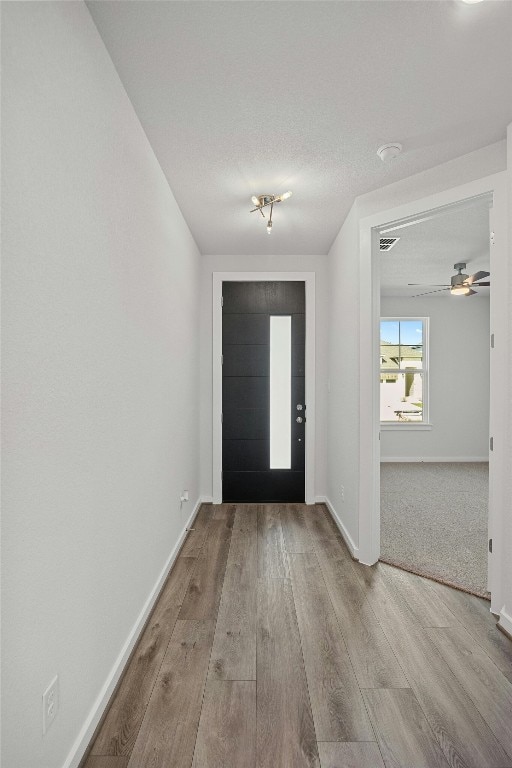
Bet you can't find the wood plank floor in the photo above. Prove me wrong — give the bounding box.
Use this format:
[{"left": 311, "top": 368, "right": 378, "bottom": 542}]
[{"left": 85, "top": 504, "right": 512, "bottom": 768}]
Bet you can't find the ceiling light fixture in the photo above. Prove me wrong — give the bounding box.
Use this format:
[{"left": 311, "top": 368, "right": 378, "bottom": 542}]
[
  {"left": 250, "top": 191, "right": 293, "bottom": 234},
  {"left": 450, "top": 262, "right": 471, "bottom": 295},
  {"left": 451, "top": 284, "right": 471, "bottom": 296}
]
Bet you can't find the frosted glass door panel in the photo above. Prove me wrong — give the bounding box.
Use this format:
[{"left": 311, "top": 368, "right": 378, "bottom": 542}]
[{"left": 270, "top": 316, "right": 291, "bottom": 469}]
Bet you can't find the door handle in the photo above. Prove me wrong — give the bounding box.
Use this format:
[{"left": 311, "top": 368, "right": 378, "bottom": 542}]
[{"left": 296, "top": 416, "right": 303, "bottom": 423}]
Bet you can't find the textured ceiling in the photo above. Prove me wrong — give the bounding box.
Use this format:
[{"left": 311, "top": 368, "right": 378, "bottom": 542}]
[
  {"left": 379, "top": 196, "right": 491, "bottom": 298},
  {"left": 87, "top": 1, "right": 512, "bottom": 256}
]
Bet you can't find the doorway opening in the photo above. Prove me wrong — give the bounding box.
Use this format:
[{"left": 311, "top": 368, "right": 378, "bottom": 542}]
[{"left": 377, "top": 194, "right": 492, "bottom": 598}]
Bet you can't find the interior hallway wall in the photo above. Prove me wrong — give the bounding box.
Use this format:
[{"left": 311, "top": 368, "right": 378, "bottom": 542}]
[
  {"left": 2, "top": 4, "right": 201, "bottom": 767},
  {"left": 326, "top": 140, "right": 507, "bottom": 551},
  {"left": 325, "top": 204, "right": 362, "bottom": 550},
  {"left": 502, "top": 122, "right": 512, "bottom": 634},
  {"left": 199, "top": 255, "right": 328, "bottom": 501},
  {"left": 380, "top": 295, "right": 490, "bottom": 460}
]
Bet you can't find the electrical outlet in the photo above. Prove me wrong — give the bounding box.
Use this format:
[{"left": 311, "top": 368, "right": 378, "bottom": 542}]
[
  {"left": 180, "top": 490, "right": 189, "bottom": 502},
  {"left": 340, "top": 485, "right": 345, "bottom": 501},
  {"left": 42, "top": 676, "right": 59, "bottom": 735}
]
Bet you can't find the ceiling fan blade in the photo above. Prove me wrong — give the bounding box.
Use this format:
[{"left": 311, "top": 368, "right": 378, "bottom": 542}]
[
  {"left": 467, "top": 270, "right": 490, "bottom": 285},
  {"left": 407, "top": 283, "right": 450, "bottom": 287},
  {"left": 472, "top": 281, "right": 490, "bottom": 286},
  {"left": 464, "top": 289, "right": 478, "bottom": 297},
  {"left": 412, "top": 287, "right": 451, "bottom": 298}
]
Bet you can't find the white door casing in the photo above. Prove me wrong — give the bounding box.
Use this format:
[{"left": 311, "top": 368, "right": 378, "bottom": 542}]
[{"left": 358, "top": 172, "right": 508, "bottom": 619}]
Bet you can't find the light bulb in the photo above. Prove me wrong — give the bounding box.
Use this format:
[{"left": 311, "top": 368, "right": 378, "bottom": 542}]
[
  {"left": 280, "top": 190, "right": 292, "bottom": 201},
  {"left": 267, "top": 220, "right": 272, "bottom": 234},
  {"left": 251, "top": 196, "right": 260, "bottom": 206},
  {"left": 451, "top": 285, "right": 470, "bottom": 296}
]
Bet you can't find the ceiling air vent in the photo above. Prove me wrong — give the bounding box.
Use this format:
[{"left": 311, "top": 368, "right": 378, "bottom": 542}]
[{"left": 380, "top": 237, "right": 400, "bottom": 252}]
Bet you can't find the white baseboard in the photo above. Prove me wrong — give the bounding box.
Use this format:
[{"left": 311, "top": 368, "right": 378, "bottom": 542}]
[
  {"left": 380, "top": 457, "right": 488, "bottom": 463},
  {"left": 499, "top": 608, "right": 512, "bottom": 638},
  {"left": 201, "top": 495, "right": 214, "bottom": 503},
  {"left": 316, "top": 496, "right": 359, "bottom": 560},
  {"left": 64, "top": 495, "right": 208, "bottom": 768}
]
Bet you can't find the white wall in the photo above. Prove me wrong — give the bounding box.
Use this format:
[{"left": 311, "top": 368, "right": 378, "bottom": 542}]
[
  {"left": 501, "top": 123, "right": 512, "bottom": 634},
  {"left": 326, "top": 205, "right": 361, "bottom": 551},
  {"left": 327, "top": 142, "right": 507, "bottom": 550},
  {"left": 380, "top": 296, "right": 490, "bottom": 460},
  {"left": 200, "top": 255, "right": 328, "bottom": 500},
  {"left": 2, "top": 4, "right": 201, "bottom": 767}
]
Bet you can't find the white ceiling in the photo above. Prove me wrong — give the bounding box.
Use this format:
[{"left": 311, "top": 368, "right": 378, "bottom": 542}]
[
  {"left": 87, "top": 1, "right": 512, "bottom": 256},
  {"left": 379, "top": 196, "right": 491, "bottom": 298}
]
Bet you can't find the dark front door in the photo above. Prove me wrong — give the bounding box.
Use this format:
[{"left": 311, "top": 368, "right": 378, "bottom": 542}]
[{"left": 222, "top": 281, "right": 306, "bottom": 502}]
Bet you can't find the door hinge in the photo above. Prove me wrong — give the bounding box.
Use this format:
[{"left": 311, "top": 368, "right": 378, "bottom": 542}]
[
  {"left": 490, "top": 333, "right": 495, "bottom": 349},
  {"left": 221, "top": 354, "right": 223, "bottom": 365},
  {"left": 221, "top": 295, "right": 224, "bottom": 307},
  {"left": 490, "top": 231, "right": 495, "bottom": 246},
  {"left": 490, "top": 436, "right": 494, "bottom": 451},
  {"left": 489, "top": 538, "right": 493, "bottom": 553},
  {"left": 221, "top": 412, "right": 223, "bottom": 424}
]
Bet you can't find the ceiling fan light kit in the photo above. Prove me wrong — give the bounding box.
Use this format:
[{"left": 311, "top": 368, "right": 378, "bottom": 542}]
[
  {"left": 250, "top": 191, "right": 292, "bottom": 234},
  {"left": 450, "top": 263, "right": 470, "bottom": 295},
  {"left": 451, "top": 284, "right": 471, "bottom": 296}
]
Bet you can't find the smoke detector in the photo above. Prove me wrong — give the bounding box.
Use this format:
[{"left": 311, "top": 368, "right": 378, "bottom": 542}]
[{"left": 377, "top": 143, "right": 402, "bottom": 162}]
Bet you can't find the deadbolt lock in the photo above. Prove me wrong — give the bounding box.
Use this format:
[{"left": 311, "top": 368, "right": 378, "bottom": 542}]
[
  {"left": 296, "top": 404, "right": 303, "bottom": 411},
  {"left": 296, "top": 416, "right": 303, "bottom": 423}
]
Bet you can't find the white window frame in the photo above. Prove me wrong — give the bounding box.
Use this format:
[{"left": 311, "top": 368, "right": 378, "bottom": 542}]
[{"left": 380, "top": 316, "right": 429, "bottom": 429}]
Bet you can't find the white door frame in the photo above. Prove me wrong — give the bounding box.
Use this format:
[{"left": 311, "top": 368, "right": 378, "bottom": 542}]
[
  {"left": 358, "top": 172, "right": 508, "bottom": 616},
  {"left": 212, "top": 272, "right": 316, "bottom": 505}
]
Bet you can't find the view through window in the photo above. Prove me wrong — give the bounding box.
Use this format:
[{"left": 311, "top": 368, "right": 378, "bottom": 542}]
[{"left": 380, "top": 318, "right": 428, "bottom": 423}]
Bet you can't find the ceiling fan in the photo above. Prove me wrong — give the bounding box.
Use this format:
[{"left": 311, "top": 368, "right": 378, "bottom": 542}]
[{"left": 409, "top": 262, "right": 490, "bottom": 297}]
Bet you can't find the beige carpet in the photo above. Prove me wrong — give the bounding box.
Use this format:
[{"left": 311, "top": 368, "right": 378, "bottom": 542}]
[{"left": 380, "top": 462, "right": 489, "bottom": 599}]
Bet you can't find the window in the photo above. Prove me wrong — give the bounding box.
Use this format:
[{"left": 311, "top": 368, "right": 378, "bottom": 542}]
[
  {"left": 380, "top": 318, "right": 429, "bottom": 424},
  {"left": 269, "top": 315, "right": 291, "bottom": 468}
]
